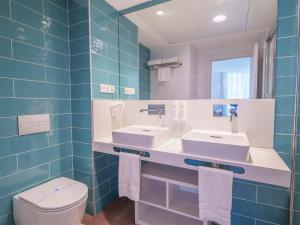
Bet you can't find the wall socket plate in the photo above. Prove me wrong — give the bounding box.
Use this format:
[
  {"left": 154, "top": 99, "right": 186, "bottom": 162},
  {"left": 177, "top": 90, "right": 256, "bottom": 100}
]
[
  {"left": 100, "top": 84, "right": 115, "bottom": 93},
  {"left": 124, "top": 87, "right": 135, "bottom": 95}
]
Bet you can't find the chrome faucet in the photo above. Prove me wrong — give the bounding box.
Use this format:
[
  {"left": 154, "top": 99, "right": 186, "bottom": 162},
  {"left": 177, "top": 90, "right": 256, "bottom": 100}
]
[
  {"left": 229, "top": 107, "right": 238, "bottom": 122},
  {"left": 140, "top": 104, "right": 165, "bottom": 119}
]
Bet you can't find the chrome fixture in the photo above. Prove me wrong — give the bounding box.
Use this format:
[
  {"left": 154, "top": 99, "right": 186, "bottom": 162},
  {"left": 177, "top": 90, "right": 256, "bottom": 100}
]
[
  {"left": 229, "top": 106, "right": 238, "bottom": 122},
  {"left": 140, "top": 104, "right": 165, "bottom": 119}
]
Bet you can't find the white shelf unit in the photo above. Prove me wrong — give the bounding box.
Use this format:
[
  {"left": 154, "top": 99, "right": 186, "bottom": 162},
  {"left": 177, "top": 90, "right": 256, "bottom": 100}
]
[{"left": 136, "top": 162, "right": 202, "bottom": 225}]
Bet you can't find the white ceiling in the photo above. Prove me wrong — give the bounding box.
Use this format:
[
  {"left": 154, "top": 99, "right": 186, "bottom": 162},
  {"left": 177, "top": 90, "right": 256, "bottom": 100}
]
[
  {"left": 105, "top": 0, "right": 151, "bottom": 11},
  {"left": 124, "top": 0, "right": 277, "bottom": 52}
]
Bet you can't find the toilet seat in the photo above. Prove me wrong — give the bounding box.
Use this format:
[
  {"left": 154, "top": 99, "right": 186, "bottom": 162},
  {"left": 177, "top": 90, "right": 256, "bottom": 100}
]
[{"left": 17, "top": 177, "right": 88, "bottom": 212}]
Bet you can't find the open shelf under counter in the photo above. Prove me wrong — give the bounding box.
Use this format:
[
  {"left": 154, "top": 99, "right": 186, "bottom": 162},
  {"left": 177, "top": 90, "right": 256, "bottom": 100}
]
[
  {"left": 93, "top": 137, "right": 291, "bottom": 187},
  {"left": 136, "top": 202, "right": 202, "bottom": 225},
  {"left": 140, "top": 177, "right": 166, "bottom": 207}
]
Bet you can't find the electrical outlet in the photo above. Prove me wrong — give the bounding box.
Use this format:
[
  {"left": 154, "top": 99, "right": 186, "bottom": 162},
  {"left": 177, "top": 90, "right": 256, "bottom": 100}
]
[
  {"left": 100, "top": 84, "right": 115, "bottom": 93},
  {"left": 124, "top": 87, "right": 135, "bottom": 95}
]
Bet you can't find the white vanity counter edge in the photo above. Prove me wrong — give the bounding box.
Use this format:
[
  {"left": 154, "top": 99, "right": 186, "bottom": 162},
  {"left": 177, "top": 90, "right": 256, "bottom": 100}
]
[{"left": 93, "top": 137, "right": 291, "bottom": 188}]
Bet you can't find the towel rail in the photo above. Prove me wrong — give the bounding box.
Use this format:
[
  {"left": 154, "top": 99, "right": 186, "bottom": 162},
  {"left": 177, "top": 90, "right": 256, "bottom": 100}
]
[
  {"left": 184, "top": 158, "right": 245, "bottom": 175},
  {"left": 113, "top": 147, "right": 150, "bottom": 157}
]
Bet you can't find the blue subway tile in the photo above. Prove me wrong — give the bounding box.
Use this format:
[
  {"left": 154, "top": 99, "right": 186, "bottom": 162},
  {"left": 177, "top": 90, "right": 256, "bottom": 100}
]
[
  {"left": 0, "top": 194, "right": 14, "bottom": 218},
  {"left": 232, "top": 198, "right": 289, "bottom": 225},
  {"left": 45, "top": 34, "right": 69, "bottom": 55},
  {"left": 274, "top": 134, "right": 293, "bottom": 154},
  {"left": 91, "top": 0, "right": 118, "bottom": 19},
  {"left": 277, "top": 16, "right": 297, "bottom": 38},
  {"left": 70, "top": 37, "right": 89, "bottom": 55},
  {"left": 50, "top": 114, "right": 72, "bottom": 130},
  {"left": 48, "top": 128, "right": 72, "bottom": 145},
  {"left": 275, "top": 77, "right": 296, "bottom": 96},
  {"left": 70, "top": 53, "right": 90, "bottom": 70},
  {"left": 0, "top": 156, "right": 17, "bottom": 178},
  {"left": 45, "top": 67, "right": 70, "bottom": 84},
  {"left": 257, "top": 185, "right": 290, "bottom": 209},
  {"left": 15, "top": 80, "right": 70, "bottom": 99},
  {"left": 276, "top": 56, "right": 297, "bottom": 77},
  {"left": 73, "top": 156, "right": 93, "bottom": 173},
  {"left": 13, "top": 0, "right": 43, "bottom": 13},
  {"left": 0, "top": 17, "right": 44, "bottom": 48},
  {"left": 71, "top": 99, "right": 91, "bottom": 113},
  {"left": 0, "top": 213, "right": 14, "bottom": 225},
  {"left": 68, "top": 0, "right": 88, "bottom": 11},
  {"left": 0, "top": 37, "right": 12, "bottom": 58},
  {"left": 11, "top": 1, "right": 43, "bottom": 30},
  {"left": 13, "top": 42, "right": 69, "bottom": 69},
  {"left": 92, "top": 54, "right": 119, "bottom": 74},
  {"left": 72, "top": 113, "right": 91, "bottom": 128},
  {"left": 278, "top": 0, "right": 297, "bottom": 18},
  {"left": 275, "top": 115, "right": 294, "bottom": 134},
  {"left": 0, "top": 98, "right": 46, "bottom": 117},
  {"left": 18, "top": 142, "right": 72, "bottom": 170},
  {"left": 47, "top": 99, "right": 71, "bottom": 114},
  {"left": 0, "top": 78, "right": 13, "bottom": 97},
  {"left": 94, "top": 180, "right": 109, "bottom": 201},
  {"left": 71, "top": 84, "right": 91, "bottom": 99},
  {"left": 70, "top": 69, "right": 90, "bottom": 84},
  {"left": 232, "top": 213, "right": 255, "bottom": 225},
  {"left": 73, "top": 142, "right": 92, "bottom": 158},
  {"left": 233, "top": 181, "right": 256, "bottom": 201},
  {"left": 294, "top": 191, "right": 300, "bottom": 211},
  {"left": 0, "top": 57, "right": 45, "bottom": 81},
  {"left": 0, "top": 0, "right": 10, "bottom": 18},
  {"left": 94, "top": 154, "right": 108, "bottom": 173},
  {"left": 275, "top": 96, "right": 295, "bottom": 115},
  {"left": 43, "top": 1, "right": 68, "bottom": 25},
  {"left": 277, "top": 36, "right": 298, "bottom": 57},
  {"left": 69, "top": 21, "right": 89, "bottom": 40},
  {"left": 72, "top": 127, "right": 91, "bottom": 143},
  {"left": 0, "top": 164, "right": 49, "bottom": 198},
  {"left": 50, "top": 156, "right": 73, "bottom": 177},
  {"left": 74, "top": 170, "right": 93, "bottom": 189},
  {"left": 0, "top": 117, "right": 17, "bottom": 137},
  {"left": 69, "top": 5, "right": 89, "bottom": 26}
]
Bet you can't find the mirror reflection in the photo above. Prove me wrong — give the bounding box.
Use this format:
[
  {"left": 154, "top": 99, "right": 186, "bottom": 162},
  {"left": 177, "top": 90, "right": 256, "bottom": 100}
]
[{"left": 117, "top": 0, "right": 277, "bottom": 100}]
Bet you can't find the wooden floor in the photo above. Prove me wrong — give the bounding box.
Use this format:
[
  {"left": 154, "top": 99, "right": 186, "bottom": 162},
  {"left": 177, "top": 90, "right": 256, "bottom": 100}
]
[{"left": 82, "top": 198, "right": 135, "bottom": 225}]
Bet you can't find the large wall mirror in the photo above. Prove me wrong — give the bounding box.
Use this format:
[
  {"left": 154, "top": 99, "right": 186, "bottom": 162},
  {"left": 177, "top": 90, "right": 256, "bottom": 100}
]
[{"left": 109, "top": 0, "right": 277, "bottom": 100}]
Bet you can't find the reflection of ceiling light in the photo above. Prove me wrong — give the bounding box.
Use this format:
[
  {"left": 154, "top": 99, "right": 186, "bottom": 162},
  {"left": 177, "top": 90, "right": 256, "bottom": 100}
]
[
  {"left": 213, "top": 15, "right": 227, "bottom": 22},
  {"left": 156, "top": 10, "right": 164, "bottom": 15}
]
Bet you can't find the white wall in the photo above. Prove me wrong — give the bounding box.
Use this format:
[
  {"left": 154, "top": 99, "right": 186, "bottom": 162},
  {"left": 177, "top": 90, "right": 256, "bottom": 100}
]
[
  {"left": 93, "top": 99, "right": 275, "bottom": 149},
  {"left": 150, "top": 43, "right": 196, "bottom": 100}
]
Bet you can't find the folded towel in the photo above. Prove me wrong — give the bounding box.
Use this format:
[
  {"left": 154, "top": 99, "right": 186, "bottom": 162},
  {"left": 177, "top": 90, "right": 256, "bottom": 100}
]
[
  {"left": 118, "top": 152, "right": 141, "bottom": 201},
  {"left": 158, "top": 67, "right": 171, "bottom": 82},
  {"left": 198, "top": 166, "right": 233, "bottom": 225}
]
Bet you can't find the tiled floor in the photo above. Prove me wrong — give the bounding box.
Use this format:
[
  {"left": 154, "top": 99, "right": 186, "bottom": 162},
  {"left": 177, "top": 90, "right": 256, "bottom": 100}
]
[{"left": 82, "top": 198, "right": 135, "bottom": 225}]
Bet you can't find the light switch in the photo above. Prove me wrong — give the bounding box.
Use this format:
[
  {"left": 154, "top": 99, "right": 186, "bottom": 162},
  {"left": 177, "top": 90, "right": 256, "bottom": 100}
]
[
  {"left": 18, "top": 114, "right": 50, "bottom": 136},
  {"left": 100, "top": 84, "right": 115, "bottom": 93},
  {"left": 124, "top": 87, "right": 135, "bottom": 95}
]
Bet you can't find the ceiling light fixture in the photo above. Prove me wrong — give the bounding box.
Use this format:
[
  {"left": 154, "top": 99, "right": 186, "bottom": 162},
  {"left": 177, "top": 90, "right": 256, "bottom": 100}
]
[
  {"left": 213, "top": 15, "right": 227, "bottom": 23},
  {"left": 156, "top": 10, "right": 164, "bottom": 15}
]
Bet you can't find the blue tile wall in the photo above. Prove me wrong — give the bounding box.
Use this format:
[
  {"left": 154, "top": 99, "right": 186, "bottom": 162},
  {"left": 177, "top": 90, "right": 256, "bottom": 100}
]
[
  {"left": 119, "top": 15, "right": 139, "bottom": 100},
  {"left": 139, "top": 44, "right": 150, "bottom": 100},
  {"left": 275, "top": 0, "right": 299, "bottom": 224},
  {"left": 68, "top": 0, "right": 94, "bottom": 216},
  {"left": 0, "top": 0, "right": 72, "bottom": 224}
]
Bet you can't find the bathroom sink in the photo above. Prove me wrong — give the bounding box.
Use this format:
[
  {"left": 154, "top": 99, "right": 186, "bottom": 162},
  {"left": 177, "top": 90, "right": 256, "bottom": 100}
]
[
  {"left": 112, "top": 125, "right": 171, "bottom": 148},
  {"left": 182, "top": 130, "right": 250, "bottom": 162}
]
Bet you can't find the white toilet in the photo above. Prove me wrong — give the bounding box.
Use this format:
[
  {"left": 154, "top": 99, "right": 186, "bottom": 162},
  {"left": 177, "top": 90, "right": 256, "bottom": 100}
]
[{"left": 13, "top": 177, "right": 88, "bottom": 225}]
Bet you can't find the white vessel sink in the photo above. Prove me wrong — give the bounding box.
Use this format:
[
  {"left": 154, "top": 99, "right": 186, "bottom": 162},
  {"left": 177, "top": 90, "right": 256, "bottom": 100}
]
[
  {"left": 182, "top": 130, "right": 250, "bottom": 162},
  {"left": 112, "top": 125, "right": 171, "bottom": 148}
]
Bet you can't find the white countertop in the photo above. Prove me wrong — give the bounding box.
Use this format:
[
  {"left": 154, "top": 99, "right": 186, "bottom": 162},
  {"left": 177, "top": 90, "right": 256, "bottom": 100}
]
[{"left": 93, "top": 137, "right": 290, "bottom": 187}]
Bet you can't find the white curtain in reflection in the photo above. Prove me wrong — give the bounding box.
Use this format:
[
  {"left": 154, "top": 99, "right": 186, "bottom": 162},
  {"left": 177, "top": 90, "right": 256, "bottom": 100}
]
[{"left": 222, "top": 72, "right": 250, "bottom": 99}]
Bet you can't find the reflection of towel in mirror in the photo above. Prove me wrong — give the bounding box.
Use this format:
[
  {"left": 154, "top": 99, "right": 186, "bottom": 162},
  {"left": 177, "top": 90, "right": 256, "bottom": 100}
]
[{"left": 158, "top": 67, "right": 171, "bottom": 82}]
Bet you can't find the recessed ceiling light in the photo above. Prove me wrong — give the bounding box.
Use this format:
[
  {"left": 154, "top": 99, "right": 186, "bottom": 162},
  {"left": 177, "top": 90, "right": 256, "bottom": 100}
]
[
  {"left": 156, "top": 10, "right": 164, "bottom": 16},
  {"left": 213, "top": 15, "right": 227, "bottom": 23}
]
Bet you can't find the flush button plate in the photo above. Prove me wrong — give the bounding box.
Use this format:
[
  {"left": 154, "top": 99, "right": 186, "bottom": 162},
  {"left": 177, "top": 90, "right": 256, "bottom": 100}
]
[{"left": 18, "top": 114, "right": 50, "bottom": 136}]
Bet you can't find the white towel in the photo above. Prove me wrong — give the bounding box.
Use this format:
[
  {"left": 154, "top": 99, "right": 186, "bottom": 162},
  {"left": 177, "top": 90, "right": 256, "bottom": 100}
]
[
  {"left": 158, "top": 67, "right": 171, "bottom": 82},
  {"left": 198, "top": 166, "right": 233, "bottom": 225},
  {"left": 118, "top": 152, "right": 141, "bottom": 201}
]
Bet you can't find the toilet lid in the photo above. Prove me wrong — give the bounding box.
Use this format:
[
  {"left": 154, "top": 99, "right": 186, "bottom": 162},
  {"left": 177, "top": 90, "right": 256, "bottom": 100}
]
[{"left": 18, "top": 177, "right": 88, "bottom": 212}]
